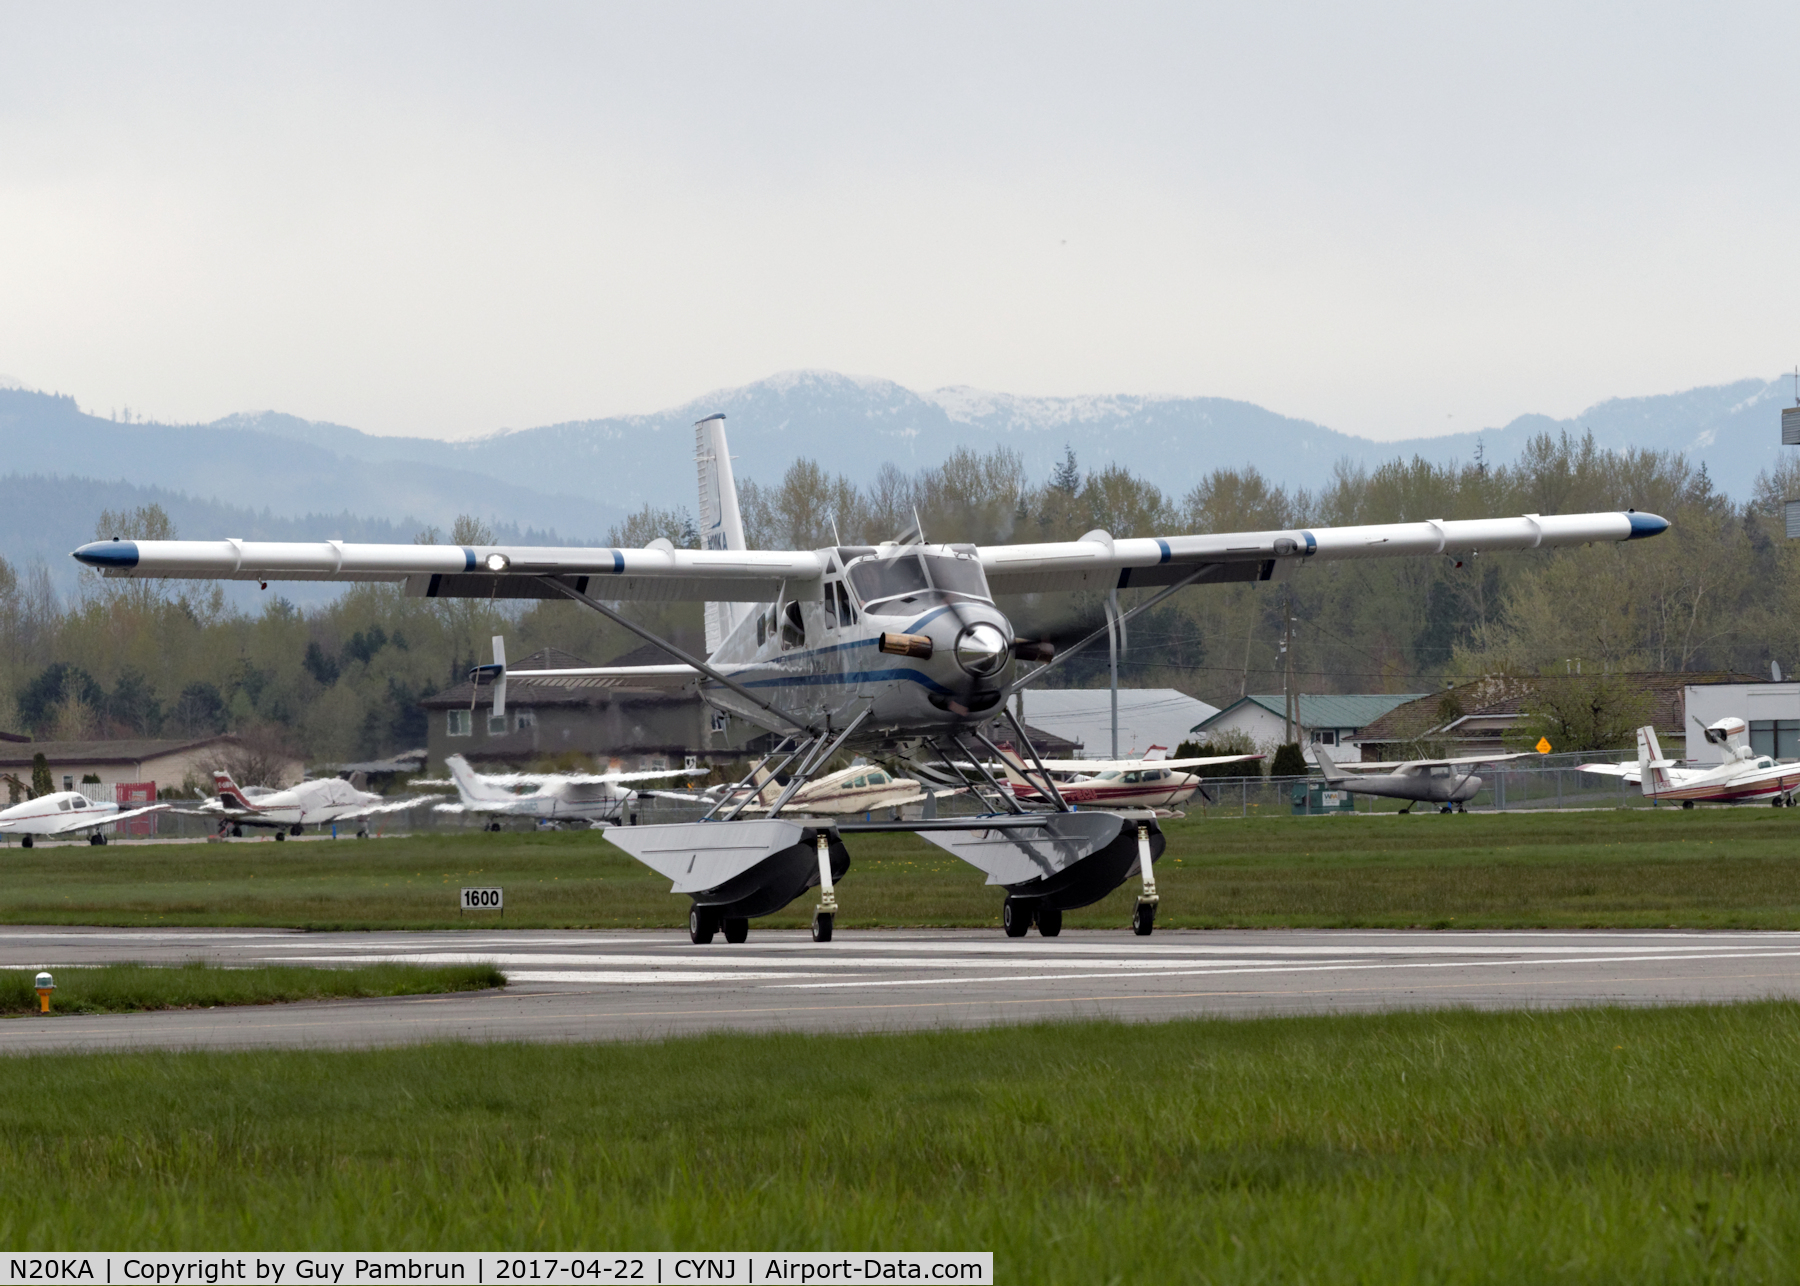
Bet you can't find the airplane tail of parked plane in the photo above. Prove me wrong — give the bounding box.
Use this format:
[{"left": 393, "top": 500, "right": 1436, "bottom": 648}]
[
  {"left": 212, "top": 770, "right": 260, "bottom": 811},
  {"left": 1313, "top": 748, "right": 1346, "bottom": 784},
  {"left": 444, "top": 755, "right": 514, "bottom": 806},
  {"left": 1637, "top": 726, "right": 1675, "bottom": 796},
  {"left": 695, "top": 414, "right": 749, "bottom": 655}
]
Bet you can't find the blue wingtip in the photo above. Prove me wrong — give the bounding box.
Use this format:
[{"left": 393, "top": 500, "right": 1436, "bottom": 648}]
[
  {"left": 72, "top": 539, "right": 140, "bottom": 568},
  {"left": 1625, "top": 512, "right": 1670, "bottom": 540}
]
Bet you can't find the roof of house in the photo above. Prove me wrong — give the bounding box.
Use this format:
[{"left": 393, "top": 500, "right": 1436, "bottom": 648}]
[
  {"left": 1195, "top": 693, "right": 1427, "bottom": 735},
  {"left": 0, "top": 733, "right": 254, "bottom": 768},
  {"left": 1353, "top": 672, "right": 1762, "bottom": 745}
]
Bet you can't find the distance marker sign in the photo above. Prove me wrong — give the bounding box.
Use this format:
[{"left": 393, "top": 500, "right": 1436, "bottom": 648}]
[{"left": 461, "top": 887, "right": 503, "bottom": 912}]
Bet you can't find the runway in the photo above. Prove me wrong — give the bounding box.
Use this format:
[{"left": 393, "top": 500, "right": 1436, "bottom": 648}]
[{"left": 4, "top": 925, "right": 1800, "bottom": 1052}]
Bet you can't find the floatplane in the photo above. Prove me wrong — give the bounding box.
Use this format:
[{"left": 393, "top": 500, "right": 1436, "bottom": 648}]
[{"left": 74, "top": 415, "right": 1670, "bottom": 943}]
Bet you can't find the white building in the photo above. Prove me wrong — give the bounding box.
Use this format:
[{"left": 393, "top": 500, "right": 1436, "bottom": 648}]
[
  {"left": 1686, "top": 681, "right": 1800, "bottom": 764},
  {"left": 1018, "top": 689, "right": 1220, "bottom": 760}
]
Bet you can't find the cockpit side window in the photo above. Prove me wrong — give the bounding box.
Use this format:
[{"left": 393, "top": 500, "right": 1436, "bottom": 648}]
[{"left": 58, "top": 798, "right": 71, "bottom": 811}]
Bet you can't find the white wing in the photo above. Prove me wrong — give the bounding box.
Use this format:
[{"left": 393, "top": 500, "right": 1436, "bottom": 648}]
[
  {"left": 1027, "top": 754, "right": 1262, "bottom": 772},
  {"left": 1577, "top": 763, "right": 1641, "bottom": 779},
  {"left": 73, "top": 512, "right": 1667, "bottom": 600},
  {"left": 498, "top": 664, "right": 700, "bottom": 693},
  {"left": 72, "top": 539, "right": 822, "bottom": 603},
  {"left": 976, "top": 513, "right": 1667, "bottom": 595},
  {"left": 1340, "top": 752, "right": 1535, "bottom": 772}
]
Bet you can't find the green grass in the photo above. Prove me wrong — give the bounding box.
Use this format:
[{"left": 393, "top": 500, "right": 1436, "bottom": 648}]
[
  {"left": 1, "top": 808, "right": 1796, "bottom": 930},
  {"left": 1, "top": 1003, "right": 1798, "bottom": 1280},
  {"left": 0, "top": 961, "right": 505, "bottom": 1015}
]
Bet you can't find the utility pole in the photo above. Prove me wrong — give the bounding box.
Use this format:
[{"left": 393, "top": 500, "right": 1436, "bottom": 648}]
[{"left": 1281, "top": 592, "right": 1294, "bottom": 745}]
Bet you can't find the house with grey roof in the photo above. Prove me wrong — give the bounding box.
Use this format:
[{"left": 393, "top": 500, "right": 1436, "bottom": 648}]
[{"left": 1192, "top": 693, "right": 1428, "bottom": 763}]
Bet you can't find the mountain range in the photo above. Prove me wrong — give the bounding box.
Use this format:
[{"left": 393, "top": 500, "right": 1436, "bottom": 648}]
[{"left": 0, "top": 370, "right": 1791, "bottom": 597}]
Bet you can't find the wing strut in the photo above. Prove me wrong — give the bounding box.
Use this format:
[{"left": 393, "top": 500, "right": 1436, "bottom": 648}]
[
  {"left": 949, "top": 733, "right": 1028, "bottom": 815},
  {"left": 1004, "top": 565, "right": 1211, "bottom": 701},
  {"left": 767, "top": 705, "right": 874, "bottom": 818},
  {"left": 997, "top": 706, "right": 1070, "bottom": 812},
  {"left": 546, "top": 578, "right": 816, "bottom": 736}
]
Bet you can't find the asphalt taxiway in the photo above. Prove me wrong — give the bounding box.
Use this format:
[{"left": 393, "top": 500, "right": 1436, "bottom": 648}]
[{"left": 4, "top": 926, "right": 1799, "bottom": 1052}]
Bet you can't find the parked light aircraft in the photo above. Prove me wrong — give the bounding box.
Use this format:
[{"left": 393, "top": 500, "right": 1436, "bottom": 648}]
[
  {"left": 1578, "top": 720, "right": 1800, "bottom": 807},
  {"left": 73, "top": 414, "right": 1670, "bottom": 942},
  {"left": 201, "top": 770, "right": 417, "bottom": 837},
  {"left": 0, "top": 792, "right": 168, "bottom": 846},
  {"left": 1314, "top": 748, "right": 1531, "bottom": 812},
  {"left": 991, "top": 743, "right": 1260, "bottom": 812},
  {"left": 651, "top": 762, "right": 932, "bottom": 819},
  {"left": 441, "top": 753, "right": 703, "bottom": 828}
]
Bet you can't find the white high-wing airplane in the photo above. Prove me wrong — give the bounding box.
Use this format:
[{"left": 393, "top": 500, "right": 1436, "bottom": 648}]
[
  {"left": 73, "top": 414, "right": 1670, "bottom": 942},
  {"left": 0, "top": 792, "right": 168, "bottom": 847},
  {"left": 200, "top": 770, "right": 419, "bottom": 838},
  {"left": 1578, "top": 720, "right": 1800, "bottom": 807},
  {"left": 990, "top": 744, "right": 1261, "bottom": 812},
  {"left": 1314, "top": 748, "right": 1532, "bottom": 813},
  {"left": 440, "top": 753, "right": 704, "bottom": 828}
]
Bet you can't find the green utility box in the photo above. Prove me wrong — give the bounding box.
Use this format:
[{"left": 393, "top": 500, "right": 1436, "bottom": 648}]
[{"left": 1291, "top": 782, "right": 1357, "bottom": 815}]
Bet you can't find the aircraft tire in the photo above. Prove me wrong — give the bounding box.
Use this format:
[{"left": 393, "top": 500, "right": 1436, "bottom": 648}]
[
  {"left": 21, "top": 835, "right": 31, "bottom": 848},
  {"left": 88, "top": 833, "right": 102, "bottom": 846},
  {"left": 1002, "top": 897, "right": 1032, "bottom": 938},
  {"left": 290, "top": 824, "right": 303, "bottom": 836},
  {"left": 811, "top": 910, "right": 834, "bottom": 943},
  {"left": 1036, "top": 904, "right": 1063, "bottom": 937},
  {"left": 274, "top": 830, "right": 286, "bottom": 842},
  {"left": 689, "top": 905, "right": 718, "bottom": 945},
  {"left": 1682, "top": 800, "right": 1694, "bottom": 810},
  {"left": 1131, "top": 900, "right": 1156, "bottom": 936},
  {"left": 723, "top": 917, "right": 749, "bottom": 943},
  {"left": 231, "top": 825, "right": 244, "bottom": 837}
]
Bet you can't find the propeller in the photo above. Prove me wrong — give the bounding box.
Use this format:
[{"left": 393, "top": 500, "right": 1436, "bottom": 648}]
[{"left": 468, "top": 634, "right": 507, "bottom": 719}]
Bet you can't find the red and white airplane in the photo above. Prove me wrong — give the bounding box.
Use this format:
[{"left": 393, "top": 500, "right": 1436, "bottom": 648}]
[
  {"left": 993, "top": 743, "right": 1261, "bottom": 811},
  {"left": 1579, "top": 719, "right": 1800, "bottom": 807},
  {"left": 0, "top": 791, "right": 168, "bottom": 847},
  {"left": 201, "top": 770, "right": 419, "bottom": 837}
]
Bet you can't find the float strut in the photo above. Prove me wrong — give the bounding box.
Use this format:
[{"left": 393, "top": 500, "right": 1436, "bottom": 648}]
[
  {"left": 816, "top": 832, "right": 839, "bottom": 915},
  {"left": 1136, "top": 823, "right": 1158, "bottom": 905}
]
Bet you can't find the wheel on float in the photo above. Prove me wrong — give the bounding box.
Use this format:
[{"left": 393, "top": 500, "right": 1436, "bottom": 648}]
[
  {"left": 1036, "top": 904, "right": 1063, "bottom": 937},
  {"left": 1002, "top": 896, "right": 1032, "bottom": 938},
  {"left": 723, "top": 917, "right": 749, "bottom": 943},
  {"left": 811, "top": 910, "right": 834, "bottom": 943},
  {"left": 688, "top": 905, "right": 718, "bottom": 945}
]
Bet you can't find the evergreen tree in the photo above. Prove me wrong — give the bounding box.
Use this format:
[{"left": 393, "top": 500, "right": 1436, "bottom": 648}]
[{"left": 30, "top": 752, "right": 51, "bottom": 798}]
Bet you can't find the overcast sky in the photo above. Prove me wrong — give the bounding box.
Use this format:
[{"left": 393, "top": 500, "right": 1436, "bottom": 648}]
[{"left": 2, "top": 2, "right": 1795, "bottom": 442}]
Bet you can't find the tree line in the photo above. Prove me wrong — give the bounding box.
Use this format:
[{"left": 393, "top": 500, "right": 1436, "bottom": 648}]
[{"left": 0, "top": 430, "right": 1780, "bottom": 764}]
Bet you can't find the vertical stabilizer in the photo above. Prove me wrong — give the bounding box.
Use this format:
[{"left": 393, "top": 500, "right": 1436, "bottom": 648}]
[
  {"left": 445, "top": 754, "right": 511, "bottom": 806},
  {"left": 695, "top": 414, "right": 748, "bottom": 654},
  {"left": 1314, "top": 748, "right": 1345, "bottom": 784},
  {"left": 1636, "top": 726, "right": 1668, "bottom": 796}
]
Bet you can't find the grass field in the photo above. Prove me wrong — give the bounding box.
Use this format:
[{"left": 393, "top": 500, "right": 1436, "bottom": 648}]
[
  {"left": 0, "top": 961, "right": 505, "bottom": 1015},
  {"left": 0, "top": 1003, "right": 1794, "bottom": 1280},
  {"left": 1, "top": 807, "right": 1795, "bottom": 931}
]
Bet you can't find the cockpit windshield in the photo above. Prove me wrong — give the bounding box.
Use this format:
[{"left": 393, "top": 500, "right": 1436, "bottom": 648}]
[{"left": 847, "top": 552, "right": 993, "bottom": 617}]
